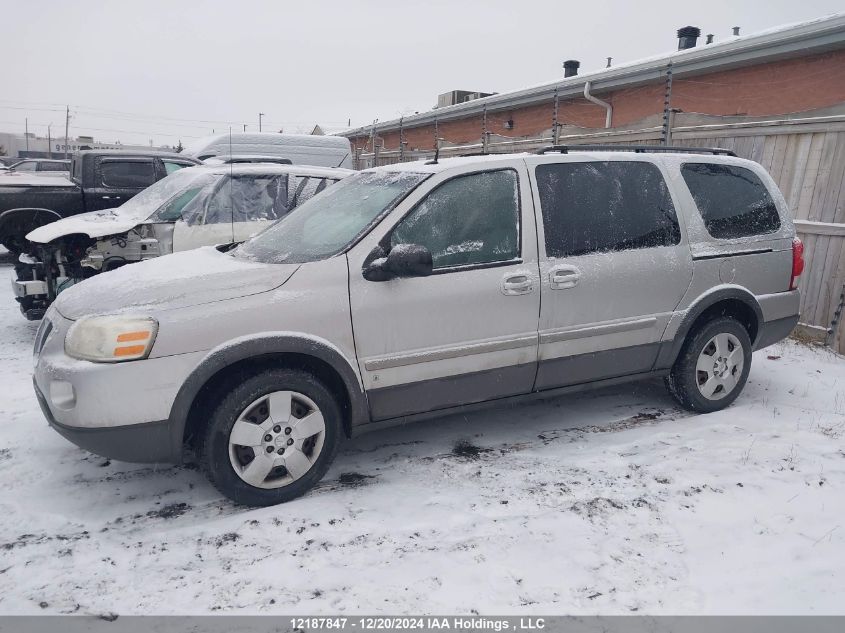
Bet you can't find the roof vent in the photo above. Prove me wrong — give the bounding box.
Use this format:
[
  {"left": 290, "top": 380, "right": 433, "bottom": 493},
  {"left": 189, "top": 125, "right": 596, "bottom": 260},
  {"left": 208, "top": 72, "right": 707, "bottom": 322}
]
[
  {"left": 706, "top": 34, "right": 714, "bottom": 44},
  {"left": 563, "top": 60, "right": 580, "bottom": 78},
  {"left": 677, "top": 26, "right": 701, "bottom": 50},
  {"left": 732, "top": 26, "right": 741, "bottom": 36},
  {"left": 606, "top": 57, "right": 612, "bottom": 68}
]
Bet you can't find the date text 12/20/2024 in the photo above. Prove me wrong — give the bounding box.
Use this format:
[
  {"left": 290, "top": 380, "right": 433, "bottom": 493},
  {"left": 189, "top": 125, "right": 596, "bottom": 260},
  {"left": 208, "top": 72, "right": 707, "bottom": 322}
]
[{"left": 290, "top": 617, "right": 546, "bottom": 630}]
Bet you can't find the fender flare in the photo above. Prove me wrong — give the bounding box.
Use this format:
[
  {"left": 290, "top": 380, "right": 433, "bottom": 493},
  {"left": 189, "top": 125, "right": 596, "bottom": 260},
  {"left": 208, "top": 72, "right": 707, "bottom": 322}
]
[
  {"left": 656, "top": 286, "right": 764, "bottom": 369},
  {"left": 166, "top": 333, "right": 370, "bottom": 462}
]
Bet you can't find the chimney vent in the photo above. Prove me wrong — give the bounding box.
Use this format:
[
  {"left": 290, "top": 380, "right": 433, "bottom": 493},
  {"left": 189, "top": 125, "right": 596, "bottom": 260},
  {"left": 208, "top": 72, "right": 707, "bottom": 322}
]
[
  {"left": 563, "top": 59, "right": 580, "bottom": 78},
  {"left": 677, "top": 26, "right": 701, "bottom": 50},
  {"left": 732, "top": 26, "right": 741, "bottom": 36},
  {"left": 706, "top": 34, "right": 714, "bottom": 44},
  {"left": 606, "top": 57, "right": 612, "bottom": 68}
]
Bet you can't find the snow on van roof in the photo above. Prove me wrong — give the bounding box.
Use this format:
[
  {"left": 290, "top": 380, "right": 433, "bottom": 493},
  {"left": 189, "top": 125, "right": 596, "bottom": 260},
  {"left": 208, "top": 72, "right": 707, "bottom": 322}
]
[
  {"left": 183, "top": 132, "right": 351, "bottom": 156},
  {"left": 186, "top": 163, "right": 354, "bottom": 178},
  {"left": 374, "top": 148, "right": 760, "bottom": 174}
]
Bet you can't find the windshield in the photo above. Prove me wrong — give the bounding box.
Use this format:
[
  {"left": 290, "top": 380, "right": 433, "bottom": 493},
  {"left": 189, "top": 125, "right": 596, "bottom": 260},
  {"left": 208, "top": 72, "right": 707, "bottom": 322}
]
[
  {"left": 232, "top": 170, "right": 428, "bottom": 264},
  {"left": 109, "top": 169, "right": 222, "bottom": 222}
]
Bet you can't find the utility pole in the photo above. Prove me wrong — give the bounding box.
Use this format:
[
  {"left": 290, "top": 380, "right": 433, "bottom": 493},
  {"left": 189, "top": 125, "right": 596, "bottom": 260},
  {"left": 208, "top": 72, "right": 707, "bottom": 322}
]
[
  {"left": 370, "top": 120, "right": 379, "bottom": 166},
  {"left": 258, "top": 113, "right": 264, "bottom": 132},
  {"left": 661, "top": 62, "right": 674, "bottom": 146},
  {"left": 398, "top": 116, "right": 405, "bottom": 162},
  {"left": 64, "top": 105, "right": 70, "bottom": 158},
  {"left": 482, "top": 104, "right": 489, "bottom": 153},
  {"left": 243, "top": 124, "right": 247, "bottom": 132},
  {"left": 47, "top": 124, "right": 52, "bottom": 158},
  {"left": 25, "top": 118, "right": 29, "bottom": 153},
  {"left": 552, "top": 86, "right": 560, "bottom": 145}
]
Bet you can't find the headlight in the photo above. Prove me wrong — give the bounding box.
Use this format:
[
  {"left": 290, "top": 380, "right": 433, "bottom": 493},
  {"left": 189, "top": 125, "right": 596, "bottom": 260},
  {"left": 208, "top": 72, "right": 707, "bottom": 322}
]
[{"left": 65, "top": 315, "right": 158, "bottom": 363}]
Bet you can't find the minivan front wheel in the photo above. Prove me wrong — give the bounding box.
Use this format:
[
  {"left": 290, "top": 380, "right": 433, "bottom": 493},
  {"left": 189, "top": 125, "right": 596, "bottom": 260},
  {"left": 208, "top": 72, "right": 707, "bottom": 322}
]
[
  {"left": 666, "top": 316, "right": 752, "bottom": 413},
  {"left": 200, "top": 368, "right": 341, "bottom": 506}
]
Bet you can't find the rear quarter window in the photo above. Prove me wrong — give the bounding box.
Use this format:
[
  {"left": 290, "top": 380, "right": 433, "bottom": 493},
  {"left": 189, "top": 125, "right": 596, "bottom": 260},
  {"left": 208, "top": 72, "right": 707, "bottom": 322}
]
[{"left": 681, "top": 163, "right": 780, "bottom": 239}]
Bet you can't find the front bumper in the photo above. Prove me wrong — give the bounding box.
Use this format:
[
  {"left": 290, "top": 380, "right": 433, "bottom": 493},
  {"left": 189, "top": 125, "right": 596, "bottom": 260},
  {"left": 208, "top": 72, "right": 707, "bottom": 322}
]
[
  {"left": 35, "top": 379, "right": 174, "bottom": 463},
  {"left": 33, "top": 310, "right": 206, "bottom": 463}
]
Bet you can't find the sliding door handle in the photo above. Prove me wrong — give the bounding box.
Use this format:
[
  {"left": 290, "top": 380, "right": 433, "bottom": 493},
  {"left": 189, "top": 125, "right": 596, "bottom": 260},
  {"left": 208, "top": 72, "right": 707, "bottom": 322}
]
[{"left": 549, "top": 265, "right": 581, "bottom": 289}]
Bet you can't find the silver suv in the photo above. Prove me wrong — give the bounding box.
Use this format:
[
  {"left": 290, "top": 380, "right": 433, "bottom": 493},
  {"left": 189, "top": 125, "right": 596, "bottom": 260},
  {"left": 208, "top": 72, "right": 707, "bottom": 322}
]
[{"left": 32, "top": 146, "right": 803, "bottom": 506}]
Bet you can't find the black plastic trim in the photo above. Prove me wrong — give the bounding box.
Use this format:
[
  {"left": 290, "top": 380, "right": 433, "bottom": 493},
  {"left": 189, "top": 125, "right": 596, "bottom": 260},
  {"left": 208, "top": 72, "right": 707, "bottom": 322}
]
[
  {"left": 754, "top": 314, "right": 799, "bottom": 350},
  {"left": 367, "top": 363, "right": 536, "bottom": 421},
  {"left": 691, "top": 248, "right": 773, "bottom": 261},
  {"left": 654, "top": 287, "right": 764, "bottom": 369},
  {"left": 536, "top": 145, "right": 736, "bottom": 157},
  {"left": 354, "top": 369, "right": 669, "bottom": 437},
  {"left": 535, "top": 342, "right": 661, "bottom": 391},
  {"left": 166, "top": 336, "right": 369, "bottom": 462}
]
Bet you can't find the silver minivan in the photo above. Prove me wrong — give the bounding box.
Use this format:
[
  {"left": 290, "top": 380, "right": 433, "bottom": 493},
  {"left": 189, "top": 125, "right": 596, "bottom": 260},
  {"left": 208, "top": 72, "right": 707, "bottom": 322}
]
[{"left": 32, "top": 147, "right": 803, "bottom": 506}]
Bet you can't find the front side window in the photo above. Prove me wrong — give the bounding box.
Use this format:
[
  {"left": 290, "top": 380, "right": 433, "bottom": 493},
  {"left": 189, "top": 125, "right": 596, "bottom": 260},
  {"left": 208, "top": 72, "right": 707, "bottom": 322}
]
[
  {"left": 536, "top": 161, "right": 680, "bottom": 258},
  {"left": 681, "top": 163, "right": 780, "bottom": 239},
  {"left": 14, "top": 161, "right": 36, "bottom": 171},
  {"left": 390, "top": 169, "right": 520, "bottom": 269},
  {"left": 115, "top": 170, "right": 219, "bottom": 222},
  {"left": 163, "top": 160, "right": 192, "bottom": 175},
  {"left": 154, "top": 182, "right": 214, "bottom": 222},
  {"left": 234, "top": 171, "right": 428, "bottom": 264},
  {"left": 288, "top": 176, "right": 329, "bottom": 208},
  {"left": 202, "top": 175, "right": 291, "bottom": 225},
  {"left": 100, "top": 160, "right": 156, "bottom": 188}
]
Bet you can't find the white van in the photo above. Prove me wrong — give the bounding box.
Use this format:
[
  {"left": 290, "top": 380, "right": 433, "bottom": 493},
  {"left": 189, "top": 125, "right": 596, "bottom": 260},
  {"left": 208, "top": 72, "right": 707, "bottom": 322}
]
[{"left": 183, "top": 133, "right": 353, "bottom": 168}]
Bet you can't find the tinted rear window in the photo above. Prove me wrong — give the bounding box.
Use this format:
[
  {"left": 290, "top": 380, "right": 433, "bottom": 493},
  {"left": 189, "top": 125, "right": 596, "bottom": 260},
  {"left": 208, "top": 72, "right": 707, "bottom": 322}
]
[
  {"left": 40, "top": 162, "right": 69, "bottom": 172},
  {"left": 100, "top": 161, "right": 156, "bottom": 188},
  {"left": 536, "top": 161, "right": 681, "bottom": 258},
  {"left": 681, "top": 163, "right": 780, "bottom": 239}
]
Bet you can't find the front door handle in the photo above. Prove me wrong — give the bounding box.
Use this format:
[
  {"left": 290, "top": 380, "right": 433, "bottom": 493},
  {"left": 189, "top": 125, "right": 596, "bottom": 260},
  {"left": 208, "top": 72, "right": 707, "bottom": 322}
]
[
  {"left": 549, "top": 265, "right": 581, "bottom": 289},
  {"left": 501, "top": 272, "right": 534, "bottom": 296}
]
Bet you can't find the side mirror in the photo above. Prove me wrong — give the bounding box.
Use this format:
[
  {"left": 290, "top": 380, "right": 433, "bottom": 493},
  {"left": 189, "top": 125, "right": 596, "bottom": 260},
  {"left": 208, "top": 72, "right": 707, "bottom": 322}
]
[{"left": 362, "top": 243, "right": 433, "bottom": 281}]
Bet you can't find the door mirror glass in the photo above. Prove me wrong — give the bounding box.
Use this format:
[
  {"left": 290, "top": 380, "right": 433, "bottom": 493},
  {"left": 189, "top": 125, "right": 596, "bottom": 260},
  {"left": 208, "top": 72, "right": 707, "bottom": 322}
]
[{"left": 363, "top": 244, "right": 433, "bottom": 281}]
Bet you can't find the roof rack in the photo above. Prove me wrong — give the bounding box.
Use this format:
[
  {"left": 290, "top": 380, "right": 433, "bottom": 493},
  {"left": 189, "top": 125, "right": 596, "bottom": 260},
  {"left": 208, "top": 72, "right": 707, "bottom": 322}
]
[
  {"left": 535, "top": 144, "right": 737, "bottom": 157},
  {"left": 456, "top": 151, "right": 514, "bottom": 158}
]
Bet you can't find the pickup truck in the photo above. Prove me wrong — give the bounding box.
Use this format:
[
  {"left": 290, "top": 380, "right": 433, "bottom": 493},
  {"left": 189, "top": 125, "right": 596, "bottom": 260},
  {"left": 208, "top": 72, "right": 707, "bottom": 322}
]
[{"left": 0, "top": 150, "right": 200, "bottom": 254}]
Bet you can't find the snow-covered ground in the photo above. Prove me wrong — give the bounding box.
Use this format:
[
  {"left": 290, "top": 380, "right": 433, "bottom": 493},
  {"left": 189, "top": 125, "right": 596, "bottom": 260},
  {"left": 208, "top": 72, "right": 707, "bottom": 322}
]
[{"left": 0, "top": 260, "right": 844, "bottom": 616}]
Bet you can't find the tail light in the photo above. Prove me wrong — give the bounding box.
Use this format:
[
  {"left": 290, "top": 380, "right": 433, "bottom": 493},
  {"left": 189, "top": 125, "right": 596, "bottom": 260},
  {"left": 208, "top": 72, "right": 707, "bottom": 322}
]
[{"left": 790, "top": 237, "right": 804, "bottom": 290}]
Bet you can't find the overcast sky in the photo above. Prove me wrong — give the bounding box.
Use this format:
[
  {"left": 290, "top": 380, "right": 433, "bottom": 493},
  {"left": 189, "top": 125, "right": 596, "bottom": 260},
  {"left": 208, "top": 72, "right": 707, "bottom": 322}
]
[{"left": 3, "top": 0, "right": 843, "bottom": 147}]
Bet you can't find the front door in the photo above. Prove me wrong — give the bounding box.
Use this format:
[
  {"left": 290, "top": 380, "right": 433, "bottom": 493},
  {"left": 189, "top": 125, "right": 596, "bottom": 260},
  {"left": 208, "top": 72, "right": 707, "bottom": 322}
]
[
  {"left": 348, "top": 164, "right": 541, "bottom": 421},
  {"left": 527, "top": 157, "right": 693, "bottom": 390}
]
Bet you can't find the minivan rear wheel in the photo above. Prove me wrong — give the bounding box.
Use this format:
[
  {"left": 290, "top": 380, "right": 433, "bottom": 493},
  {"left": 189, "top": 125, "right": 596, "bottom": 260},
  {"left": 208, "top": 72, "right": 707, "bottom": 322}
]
[
  {"left": 665, "top": 316, "right": 752, "bottom": 413},
  {"left": 199, "top": 368, "right": 341, "bottom": 506}
]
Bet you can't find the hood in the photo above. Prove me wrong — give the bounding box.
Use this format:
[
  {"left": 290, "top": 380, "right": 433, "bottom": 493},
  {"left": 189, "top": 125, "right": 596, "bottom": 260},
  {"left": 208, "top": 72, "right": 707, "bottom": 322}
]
[
  {"left": 53, "top": 246, "right": 299, "bottom": 320},
  {"left": 27, "top": 208, "right": 142, "bottom": 243}
]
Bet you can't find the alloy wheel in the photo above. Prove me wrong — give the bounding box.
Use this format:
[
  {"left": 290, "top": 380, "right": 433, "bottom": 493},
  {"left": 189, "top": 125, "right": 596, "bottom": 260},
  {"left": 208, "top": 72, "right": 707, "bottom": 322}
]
[
  {"left": 228, "top": 390, "right": 326, "bottom": 489},
  {"left": 695, "top": 332, "right": 744, "bottom": 401}
]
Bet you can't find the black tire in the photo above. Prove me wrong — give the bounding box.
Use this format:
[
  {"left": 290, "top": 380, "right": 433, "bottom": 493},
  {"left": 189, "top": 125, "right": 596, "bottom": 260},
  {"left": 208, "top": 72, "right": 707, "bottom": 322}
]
[
  {"left": 199, "top": 368, "right": 342, "bottom": 506},
  {"left": 665, "top": 316, "right": 752, "bottom": 413}
]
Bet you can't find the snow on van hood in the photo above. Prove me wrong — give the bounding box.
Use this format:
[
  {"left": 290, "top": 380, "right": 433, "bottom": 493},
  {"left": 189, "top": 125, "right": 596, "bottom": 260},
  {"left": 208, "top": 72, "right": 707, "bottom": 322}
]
[
  {"left": 53, "top": 246, "right": 298, "bottom": 320},
  {"left": 27, "top": 208, "right": 141, "bottom": 243}
]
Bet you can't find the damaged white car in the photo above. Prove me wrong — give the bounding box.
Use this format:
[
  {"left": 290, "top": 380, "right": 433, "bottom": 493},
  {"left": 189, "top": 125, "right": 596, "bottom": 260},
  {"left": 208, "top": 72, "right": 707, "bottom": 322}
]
[{"left": 13, "top": 163, "right": 352, "bottom": 319}]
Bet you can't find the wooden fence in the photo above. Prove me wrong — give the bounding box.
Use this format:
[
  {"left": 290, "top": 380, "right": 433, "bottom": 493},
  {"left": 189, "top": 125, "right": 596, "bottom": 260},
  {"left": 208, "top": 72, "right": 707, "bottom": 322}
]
[{"left": 353, "top": 114, "right": 845, "bottom": 353}]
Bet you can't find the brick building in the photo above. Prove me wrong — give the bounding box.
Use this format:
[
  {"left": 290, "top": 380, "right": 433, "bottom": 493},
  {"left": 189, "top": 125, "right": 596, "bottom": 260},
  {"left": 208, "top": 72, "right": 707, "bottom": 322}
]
[
  {"left": 343, "top": 15, "right": 845, "bottom": 159},
  {"left": 341, "top": 14, "right": 845, "bottom": 353}
]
